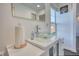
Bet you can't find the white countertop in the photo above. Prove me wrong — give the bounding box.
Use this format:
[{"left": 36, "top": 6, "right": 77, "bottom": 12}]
[
  {"left": 26, "top": 36, "right": 58, "bottom": 50},
  {"left": 7, "top": 42, "right": 45, "bottom": 56}
]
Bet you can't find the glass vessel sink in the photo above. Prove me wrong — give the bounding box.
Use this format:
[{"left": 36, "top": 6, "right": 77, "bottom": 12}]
[
  {"left": 37, "top": 32, "right": 56, "bottom": 38},
  {"left": 34, "top": 32, "right": 56, "bottom": 42}
]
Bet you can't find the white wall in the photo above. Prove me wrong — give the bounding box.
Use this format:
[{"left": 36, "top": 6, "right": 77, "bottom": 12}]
[
  {"left": 56, "top": 4, "right": 76, "bottom": 52},
  {"left": 0, "top": 3, "right": 48, "bottom": 52}
]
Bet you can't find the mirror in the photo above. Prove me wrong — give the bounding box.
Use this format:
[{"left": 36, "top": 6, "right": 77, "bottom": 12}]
[{"left": 11, "top": 3, "right": 45, "bottom": 21}]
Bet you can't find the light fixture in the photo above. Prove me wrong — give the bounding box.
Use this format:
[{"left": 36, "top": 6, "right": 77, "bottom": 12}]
[
  {"left": 37, "top": 4, "right": 40, "bottom": 8},
  {"left": 77, "top": 16, "right": 79, "bottom": 21}
]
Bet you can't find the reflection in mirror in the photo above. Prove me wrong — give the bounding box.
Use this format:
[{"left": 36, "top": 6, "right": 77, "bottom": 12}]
[
  {"left": 39, "top": 14, "right": 45, "bottom": 21},
  {"left": 11, "top": 3, "right": 45, "bottom": 21},
  {"left": 50, "top": 7, "right": 56, "bottom": 35}
]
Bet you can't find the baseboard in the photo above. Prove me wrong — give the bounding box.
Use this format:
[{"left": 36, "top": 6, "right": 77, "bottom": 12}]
[{"left": 64, "top": 46, "right": 77, "bottom": 53}]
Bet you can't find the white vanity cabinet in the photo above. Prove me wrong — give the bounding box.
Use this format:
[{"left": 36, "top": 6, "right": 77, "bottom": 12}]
[
  {"left": 26, "top": 36, "right": 59, "bottom": 56},
  {"left": 6, "top": 38, "right": 64, "bottom": 56}
]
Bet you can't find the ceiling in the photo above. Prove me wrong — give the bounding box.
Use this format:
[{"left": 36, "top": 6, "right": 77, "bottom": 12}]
[
  {"left": 21, "top": 3, "right": 45, "bottom": 12},
  {"left": 16, "top": 3, "right": 72, "bottom": 12},
  {"left": 22, "top": 3, "right": 71, "bottom": 12}
]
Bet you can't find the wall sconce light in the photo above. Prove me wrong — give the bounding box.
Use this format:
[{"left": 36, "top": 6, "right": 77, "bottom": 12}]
[{"left": 77, "top": 16, "right": 79, "bottom": 22}]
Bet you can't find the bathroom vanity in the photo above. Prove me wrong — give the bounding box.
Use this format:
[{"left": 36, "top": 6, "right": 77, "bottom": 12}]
[
  {"left": 26, "top": 33, "right": 59, "bottom": 56},
  {"left": 6, "top": 35, "right": 60, "bottom": 56}
]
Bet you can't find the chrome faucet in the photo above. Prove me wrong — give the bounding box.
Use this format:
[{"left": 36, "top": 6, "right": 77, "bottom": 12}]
[{"left": 35, "top": 25, "right": 40, "bottom": 37}]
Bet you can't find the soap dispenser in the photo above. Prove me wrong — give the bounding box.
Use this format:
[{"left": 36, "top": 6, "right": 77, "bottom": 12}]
[{"left": 31, "top": 31, "right": 35, "bottom": 40}]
